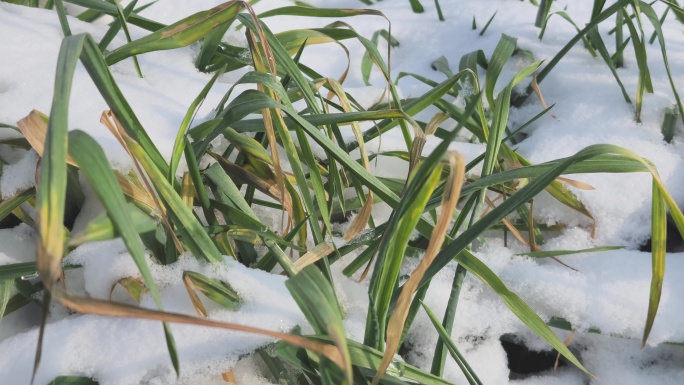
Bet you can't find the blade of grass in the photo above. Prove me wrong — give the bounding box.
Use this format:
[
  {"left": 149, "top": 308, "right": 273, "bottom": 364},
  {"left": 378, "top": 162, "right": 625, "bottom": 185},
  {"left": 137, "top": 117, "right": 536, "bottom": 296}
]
[
  {"left": 644, "top": 181, "right": 666, "bottom": 347},
  {"left": 98, "top": 0, "right": 141, "bottom": 51},
  {"left": 226, "top": 109, "right": 406, "bottom": 135},
  {"left": 361, "top": 96, "right": 481, "bottom": 328},
  {"left": 258, "top": 6, "right": 388, "bottom": 20},
  {"left": 422, "top": 301, "right": 481, "bottom": 385},
  {"left": 209, "top": 154, "right": 296, "bottom": 225},
  {"left": 434, "top": 0, "right": 445, "bottom": 21},
  {"left": 195, "top": 17, "right": 234, "bottom": 72},
  {"left": 36, "top": 35, "right": 83, "bottom": 290},
  {"left": 180, "top": 172, "right": 194, "bottom": 209},
  {"left": 101, "top": 111, "right": 184, "bottom": 256},
  {"left": 0, "top": 262, "right": 40, "bottom": 281},
  {"left": 205, "top": 163, "right": 258, "bottom": 220},
  {"left": 661, "top": 106, "right": 678, "bottom": 143},
  {"left": 622, "top": 7, "right": 652, "bottom": 122},
  {"left": 105, "top": 1, "right": 247, "bottom": 65},
  {"left": 535, "top": 0, "right": 554, "bottom": 28},
  {"left": 0, "top": 278, "right": 12, "bottom": 328},
  {"left": 110, "top": 276, "right": 148, "bottom": 302},
  {"left": 638, "top": 1, "right": 684, "bottom": 126},
  {"left": 67, "top": 0, "right": 165, "bottom": 31},
  {"left": 0, "top": 188, "right": 35, "bottom": 223},
  {"left": 57, "top": 34, "right": 169, "bottom": 174},
  {"left": 485, "top": 34, "right": 516, "bottom": 107},
  {"left": 615, "top": 8, "right": 625, "bottom": 67},
  {"left": 109, "top": 0, "right": 143, "bottom": 77},
  {"left": 182, "top": 271, "right": 241, "bottom": 316},
  {"left": 67, "top": 204, "right": 157, "bottom": 247},
  {"left": 54, "top": 0, "right": 72, "bottom": 37},
  {"left": 409, "top": 0, "right": 424, "bottom": 13},
  {"left": 430, "top": 264, "right": 467, "bottom": 376},
  {"left": 516, "top": 246, "right": 624, "bottom": 258},
  {"left": 348, "top": 72, "right": 472, "bottom": 152},
  {"left": 286, "top": 266, "right": 352, "bottom": 384},
  {"left": 32, "top": 291, "right": 52, "bottom": 385},
  {"left": 168, "top": 67, "right": 223, "bottom": 183},
  {"left": 360, "top": 29, "right": 399, "bottom": 85},
  {"left": 362, "top": 30, "right": 382, "bottom": 86},
  {"left": 540, "top": 11, "right": 598, "bottom": 58},
  {"left": 17, "top": 110, "right": 76, "bottom": 166},
  {"left": 183, "top": 143, "right": 216, "bottom": 226},
  {"left": 479, "top": 11, "right": 497, "bottom": 36},
  {"left": 242, "top": 28, "right": 292, "bottom": 243},
  {"left": 470, "top": 62, "right": 542, "bottom": 236}
]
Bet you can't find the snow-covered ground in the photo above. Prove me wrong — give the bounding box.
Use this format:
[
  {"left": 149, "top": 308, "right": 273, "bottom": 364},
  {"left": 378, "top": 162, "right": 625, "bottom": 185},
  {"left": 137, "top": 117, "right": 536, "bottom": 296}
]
[{"left": 1, "top": 0, "right": 683, "bottom": 384}]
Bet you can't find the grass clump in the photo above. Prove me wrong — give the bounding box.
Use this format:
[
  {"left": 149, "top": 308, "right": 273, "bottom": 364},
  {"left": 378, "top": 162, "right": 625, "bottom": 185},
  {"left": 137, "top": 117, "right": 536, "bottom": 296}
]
[{"left": 0, "top": 1, "right": 683, "bottom": 384}]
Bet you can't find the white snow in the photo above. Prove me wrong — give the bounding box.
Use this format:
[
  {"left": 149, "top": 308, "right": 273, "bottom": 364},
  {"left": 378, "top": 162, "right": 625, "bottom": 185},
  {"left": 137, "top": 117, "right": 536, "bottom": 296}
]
[
  {"left": 1, "top": 0, "right": 684, "bottom": 384},
  {"left": 0, "top": 149, "right": 37, "bottom": 199},
  {"left": 1, "top": 253, "right": 306, "bottom": 385}
]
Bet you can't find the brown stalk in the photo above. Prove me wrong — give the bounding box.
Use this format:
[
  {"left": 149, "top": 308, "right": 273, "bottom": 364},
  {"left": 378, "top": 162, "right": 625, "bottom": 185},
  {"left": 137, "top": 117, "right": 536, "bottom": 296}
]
[
  {"left": 531, "top": 75, "right": 557, "bottom": 119},
  {"left": 222, "top": 369, "right": 237, "bottom": 383},
  {"left": 53, "top": 290, "right": 346, "bottom": 370},
  {"left": 245, "top": 14, "right": 290, "bottom": 236},
  {"left": 322, "top": 78, "right": 375, "bottom": 242},
  {"left": 293, "top": 242, "right": 334, "bottom": 270},
  {"left": 100, "top": 111, "right": 184, "bottom": 254},
  {"left": 109, "top": 277, "right": 148, "bottom": 303},
  {"left": 554, "top": 330, "right": 575, "bottom": 371},
  {"left": 17, "top": 110, "right": 77, "bottom": 166},
  {"left": 182, "top": 272, "right": 208, "bottom": 317},
  {"left": 180, "top": 172, "right": 195, "bottom": 210},
  {"left": 114, "top": 171, "right": 156, "bottom": 210},
  {"left": 485, "top": 195, "right": 531, "bottom": 248},
  {"left": 488, "top": 198, "right": 578, "bottom": 271},
  {"left": 556, "top": 176, "right": 594, "bottom": 190},
  {"left": 425, "top": 111, "right": 449, "bottom": 136}
]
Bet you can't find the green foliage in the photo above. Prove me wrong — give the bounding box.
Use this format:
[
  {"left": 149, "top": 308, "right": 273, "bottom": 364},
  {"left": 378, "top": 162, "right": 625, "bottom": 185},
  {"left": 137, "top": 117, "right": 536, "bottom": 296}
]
[
  {"left": 0, "top": 1, "right": 682, "bottom": 384},
  {"left": 520, "top": 0, "right": 684, "bottom": 125}
]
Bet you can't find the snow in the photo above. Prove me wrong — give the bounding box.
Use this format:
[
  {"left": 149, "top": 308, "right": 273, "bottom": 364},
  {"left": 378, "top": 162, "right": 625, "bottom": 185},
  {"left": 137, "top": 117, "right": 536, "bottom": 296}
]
[
  {"left": 0, "top": 1, "right": 231, "bottom": 171},
  {"left": 1, "top": 253, "right": 306, "bottom": 385},
  {"left": 1, "top": 0, "right": 684, "bottom": 384},
  {"left": 0, "top": 224, "right": 36, "bottom": 265},
  {"left": 0, "top": 149, "right": 37, "bottom": 199}
]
